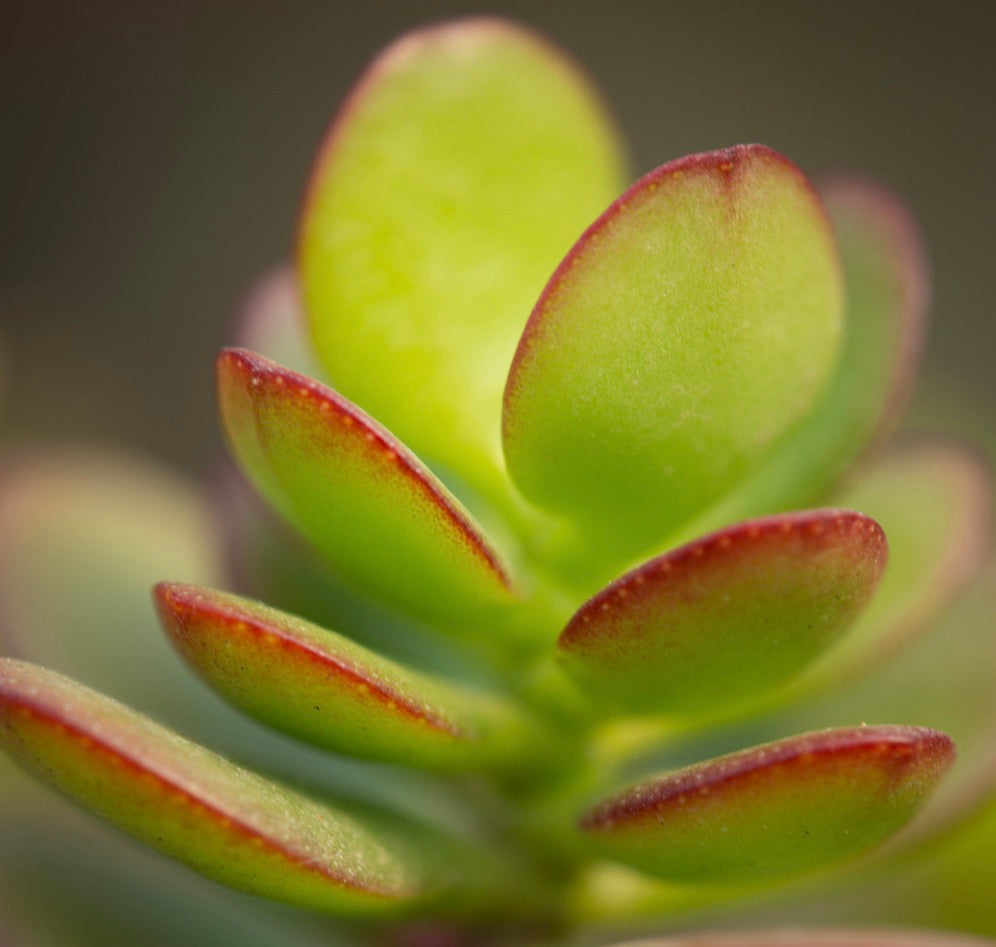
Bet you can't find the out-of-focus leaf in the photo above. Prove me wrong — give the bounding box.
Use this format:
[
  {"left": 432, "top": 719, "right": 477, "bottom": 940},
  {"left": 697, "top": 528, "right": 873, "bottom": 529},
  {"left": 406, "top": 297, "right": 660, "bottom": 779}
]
[
  {"left": 300, "top": 17, "right": 626, "bottom": 491},
  {"left": 232, "top": 265, "right": 327, "bottom": 380},
  {"left": 702, "top": 178, "right": 928, "bottom": 525},
  {"left": 579, "top": 726, "right": 953, "bottom": 884},
  {"left": 156, "top": 583, "right": 550, "bottom": 773},
  {"left": 0, "top": 659, "right": 487, "bottom": 916},
  {"left": 503, "top": 145, "right": 843, "bottom": 558},
  {"left": 0, "top": 449, "right": 222, "bottom": 727},
  {"left": 557, "top": 510, "right": 886, "bottom": 716},
  {"left": 217, "top": 349, "right": 517, "bottom": 629},
  {"left": 799, "top": 441, "right": 990, "bottom": 687}
]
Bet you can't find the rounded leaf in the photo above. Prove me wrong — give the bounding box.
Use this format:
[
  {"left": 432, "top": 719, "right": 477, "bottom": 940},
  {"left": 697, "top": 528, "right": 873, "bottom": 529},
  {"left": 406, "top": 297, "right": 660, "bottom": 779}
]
[
  {"left": 579, "top": 725, "right": 954, "bottom": 883},
  {"left": 702, "top": 177, "right": 929, "bottom": 523},
  {"left": 558, "top": 510, "right": 887, "bottom": 716},
  {"left": 503, "top": 145, "right": 843, "bottom": 552},
  {"left": 300, "top": 18, "right": 626, "bottom": 487}
]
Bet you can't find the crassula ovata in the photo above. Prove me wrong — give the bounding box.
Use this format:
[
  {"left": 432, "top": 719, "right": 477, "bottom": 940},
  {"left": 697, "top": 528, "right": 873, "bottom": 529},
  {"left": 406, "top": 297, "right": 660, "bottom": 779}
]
[{"left": 1, "top": 17, "right": 993, "bottom": 947}]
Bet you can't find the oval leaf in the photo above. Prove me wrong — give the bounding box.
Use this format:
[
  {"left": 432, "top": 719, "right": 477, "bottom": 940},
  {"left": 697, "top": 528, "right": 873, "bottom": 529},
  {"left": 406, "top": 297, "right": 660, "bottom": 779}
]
[
  {"left": 503, "top": 145, "right": 843, "bottom": 553},
  {"left": 217, "top": 348, "right": 516, "bottom": 627},
  {"left": 300, "top": 18, "right": 626, "bottom": 489},
  {"left": 700, "top": 178, "right": 929, "bottom": 525},
  {"left": 0, "top": 659, "right": 470, "bottom": 915},
  {"left": 579, "top": 725, "right": 954, "bottom": 883},
  {"left": 156, "top": 583, "right": 548, "bottom": 772},
  {"left": 557, "top": 510, "right": 886, "bottom": 716}
]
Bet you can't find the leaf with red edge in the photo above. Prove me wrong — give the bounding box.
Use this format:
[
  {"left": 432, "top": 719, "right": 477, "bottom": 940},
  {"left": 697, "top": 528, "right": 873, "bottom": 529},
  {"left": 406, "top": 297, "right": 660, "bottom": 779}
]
[
  {"left": 579, "top": 725, "right": 954, "bottom": 884},
  {"left": 156, "top": 583, "right": 550, "bottom": 773},
  {"left": 300, "top": 17, "right": 626, "bottom": 491},
  {"left": 217, "top": 348, "right": 517, "bottom": 628},
  {"left": 702, "top": 178, "right": 929, "bottom": 525},
  {"left": 0, "top": 659, "right": 490, "bottom": 916},
  {"left": 503, "top": 145, "right": 843, "bottom": 558},
  {"left": 557, "top": 510, "right": 886, "bottom": 716}
]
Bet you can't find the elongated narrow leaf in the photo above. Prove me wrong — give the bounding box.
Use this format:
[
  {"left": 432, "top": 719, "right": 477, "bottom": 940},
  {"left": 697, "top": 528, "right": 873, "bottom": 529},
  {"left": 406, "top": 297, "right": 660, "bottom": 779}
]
[
  {"left": 0, "top": 659, "right": 471, "bottom": 915},
  {"left": 503, "top": 145, "right": 843, "bottom": 555},
  {"left": 801, "top": 441, "right": 990, "bottom": 686},
  {"left": 701, "top": 178, "right": 929, "bottom": 525},
  {"left": 557, "top": 510, "right": 886, "bottom": 716},
  {"left": 579, "top": 726, "right": 954, "bottom": 884},
  {"left": 156, "top": 583, "right": 548, "bottom": 773},
  {"left": 217, "top": 348, "right": 516, "bottom": 627},
  {"left": 300, "top": 18, "right": 626, "bottom": 487}
]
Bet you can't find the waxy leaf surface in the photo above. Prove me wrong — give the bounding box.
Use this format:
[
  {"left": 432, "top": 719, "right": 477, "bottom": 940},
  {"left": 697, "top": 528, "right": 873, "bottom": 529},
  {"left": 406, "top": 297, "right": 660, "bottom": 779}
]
[
  {"left": 557, "top": 510, "right": 886, "bottom": 716},
  {"left": 503, "top": 145, "right": 843, "bottom": 551},
  {"left": 300, "top": 18, "right": 626, "bottom": 488},
  {"left": 217, "top": 349, "right": 515, "bottom": 627},
  {"left": 156, "top": 583, "right": 545, "bottom": 772},
  {"left": 579, "top": 725, "right": 953, "bottom": 883},
  {"left": 0, "top": 659, "right": 469, "bottom": 915},
  {"left": 705, "top": 179, "right": 928, "bottom": 524}
]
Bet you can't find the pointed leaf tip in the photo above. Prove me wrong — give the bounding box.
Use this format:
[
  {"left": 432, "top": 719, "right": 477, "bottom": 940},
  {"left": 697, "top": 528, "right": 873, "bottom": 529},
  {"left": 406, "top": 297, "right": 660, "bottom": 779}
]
[
  {"left": 503, "top": 144, "right": 843, "bottom": 553},
  {"left": 558, "top": 510, "right": 887, "bottom": 715},
  {"left": 0, "top": 658, "right": 447, "bottom": 913},
  {"left": 216, "top": 348, "right": 515, "bottom": 626},
  {"left": 580, "top": 725, "right": 954, "bottom": 884}
]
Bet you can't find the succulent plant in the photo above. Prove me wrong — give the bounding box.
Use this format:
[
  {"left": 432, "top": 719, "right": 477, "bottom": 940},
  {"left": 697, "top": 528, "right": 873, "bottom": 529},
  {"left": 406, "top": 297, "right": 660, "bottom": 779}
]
[{"left": 1, "top": 17, "right": 993, "bottom": 947}]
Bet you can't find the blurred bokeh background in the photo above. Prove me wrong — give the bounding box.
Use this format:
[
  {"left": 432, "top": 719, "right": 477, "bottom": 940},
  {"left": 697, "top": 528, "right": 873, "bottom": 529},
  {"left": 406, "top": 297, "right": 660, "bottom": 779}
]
[{"left": 2, "top": 0, "right": 992, "bottom": 473}]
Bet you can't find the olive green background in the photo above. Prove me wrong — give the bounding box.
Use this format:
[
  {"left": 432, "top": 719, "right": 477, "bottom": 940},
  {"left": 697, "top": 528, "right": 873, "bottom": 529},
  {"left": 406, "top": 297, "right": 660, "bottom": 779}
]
[{"left": 2, "top": 1, "right": 992, "bottom": 472}]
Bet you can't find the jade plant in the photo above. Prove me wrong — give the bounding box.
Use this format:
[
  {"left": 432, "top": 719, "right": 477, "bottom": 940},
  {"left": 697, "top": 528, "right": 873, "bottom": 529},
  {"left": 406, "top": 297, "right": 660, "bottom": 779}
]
[{"left": 1, "top": 17, "right": 994, "bottom": 947}]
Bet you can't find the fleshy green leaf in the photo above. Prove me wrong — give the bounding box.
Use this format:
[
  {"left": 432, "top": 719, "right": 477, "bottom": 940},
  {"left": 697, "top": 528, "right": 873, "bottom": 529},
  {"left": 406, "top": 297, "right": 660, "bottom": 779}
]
[
  {"left": 801, "top": 440, "right": 990, "bottom": 686},
  {"left": 156, "top": 583, "right": 550, "bottom": 773},
  {"left": 579, "top": 725, "right": 954, "bottom": 884},
  {"left": 216, "top": 348, "right": 517, "bottom": 628},
  {"left": 0, "top": 449, "right": 224, "bottom": 728},
  {"left": 0, "top": 752, "right": 331, "bottom": 947},
  {"left": 299, "top": 17, "right": 626, "bottom": 491},
  {"left": 557, "top": 510, "right": 886, "bottom": 716},
  {"left": 699, "top": 178, "right": 928, "bottom": 526},
  {"left": 503, "top": 145, "right": 843, "bottom": 556},
  {"left": 0, "top": 659, "right": 480, "bottom": 915}
]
